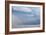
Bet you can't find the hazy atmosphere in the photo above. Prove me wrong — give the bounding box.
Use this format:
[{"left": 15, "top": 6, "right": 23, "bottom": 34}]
[{"left": 12, "top": 6, "right": 40, "bottom": 28}]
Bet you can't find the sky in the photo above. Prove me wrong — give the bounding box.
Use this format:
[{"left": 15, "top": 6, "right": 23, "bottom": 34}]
[{"left": 12, "top": 6, "right": 40, "bottom": 28}]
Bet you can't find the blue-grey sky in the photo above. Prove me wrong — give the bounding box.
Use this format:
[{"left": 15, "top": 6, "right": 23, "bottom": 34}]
[{"left": 12, "top": 6, "right": 40, "bottom": 28}]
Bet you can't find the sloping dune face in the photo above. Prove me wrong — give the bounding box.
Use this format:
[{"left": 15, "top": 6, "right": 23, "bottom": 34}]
[{"left": 12, "top": 6, "right": 40, "bottom": 28}]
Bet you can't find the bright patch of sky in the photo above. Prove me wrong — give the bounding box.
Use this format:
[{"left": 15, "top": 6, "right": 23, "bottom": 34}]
[{"left": 12, "top": 6, "right": 32, "bottom": 12}]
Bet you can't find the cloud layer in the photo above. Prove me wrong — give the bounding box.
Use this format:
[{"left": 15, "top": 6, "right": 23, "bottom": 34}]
[{"left": 12, "top": 6, "right": 32, "bottom": 12}]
